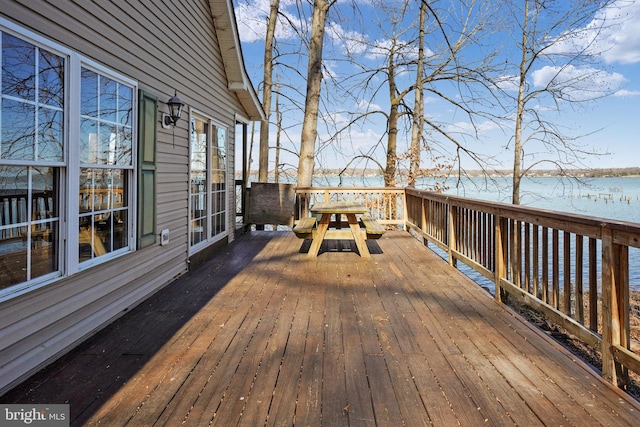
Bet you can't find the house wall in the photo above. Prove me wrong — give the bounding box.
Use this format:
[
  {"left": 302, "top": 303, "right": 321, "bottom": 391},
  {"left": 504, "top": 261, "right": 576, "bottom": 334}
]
[{"left": 0, "top": 0, "right": 248, "bottom": 394}]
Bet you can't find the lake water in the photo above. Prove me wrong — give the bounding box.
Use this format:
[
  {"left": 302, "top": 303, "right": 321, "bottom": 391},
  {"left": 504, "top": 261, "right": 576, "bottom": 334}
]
[
  {"left": 309, "top": 174, "right": 640, "bottom": 290},
  {"left": 313, "top": 175, "right": 640, "bottom": 223}
]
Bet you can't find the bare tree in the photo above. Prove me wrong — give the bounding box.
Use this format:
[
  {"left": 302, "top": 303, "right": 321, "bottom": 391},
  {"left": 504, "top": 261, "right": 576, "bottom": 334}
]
[
  {"left": 258, "top": 0, "right": 280, "bottom": 182},
  {"left": 336, "top": 0, "right": 499, "bottom": 187},
  {"left": 297, "top": 0, "right": 337, "bottom": 188},
  {"left": 408, "top": 1, "right": 426, "bottom": 188},
  {"left": 499, "top": 0, "right": 617, "bottom": 204}
]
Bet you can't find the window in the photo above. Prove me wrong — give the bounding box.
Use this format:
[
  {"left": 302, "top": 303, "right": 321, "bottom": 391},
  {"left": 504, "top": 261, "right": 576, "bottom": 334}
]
[
  {"left": 0, "top": 22, "right": 136, "bottom": 296},
  {"left": 1, "top": 31, "right": 64, "bottom": 290},
  {"left": 78, "top": 68, "right": 133, "bottom": 263},
  {"left": 189, "top": 112, "right": 227, "bottom": 251}
]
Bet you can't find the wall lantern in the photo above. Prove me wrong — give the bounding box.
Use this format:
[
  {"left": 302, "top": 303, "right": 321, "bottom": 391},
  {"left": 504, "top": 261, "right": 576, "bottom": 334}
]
[{"left": 161, "top": 91, "right": 185, "bottom": 129}]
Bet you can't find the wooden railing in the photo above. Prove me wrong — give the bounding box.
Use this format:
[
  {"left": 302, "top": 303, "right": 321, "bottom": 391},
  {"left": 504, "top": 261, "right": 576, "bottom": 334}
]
[
  {"left": 295, "top": 187, "right": 405, "bottom": 226},
  {"left": 293, "top": 186, "right": 639, "bottom": 391},
  {"left": 405, "top": 187, "right": 640, "bottom": 391}
]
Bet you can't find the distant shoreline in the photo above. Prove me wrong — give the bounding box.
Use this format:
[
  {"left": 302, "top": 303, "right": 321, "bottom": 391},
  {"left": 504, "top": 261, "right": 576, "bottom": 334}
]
[
  {"left": 279, "top": 167, "right": 640, "bottom": 178},
  {"left": 241, "top": 167, "right": 640, "bottom": 180}
]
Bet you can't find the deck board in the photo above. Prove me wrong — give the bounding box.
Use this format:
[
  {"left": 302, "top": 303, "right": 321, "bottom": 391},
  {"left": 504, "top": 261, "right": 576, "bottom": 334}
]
[{"left": 2, "top": 231, "right": 639, "bottom": 426}]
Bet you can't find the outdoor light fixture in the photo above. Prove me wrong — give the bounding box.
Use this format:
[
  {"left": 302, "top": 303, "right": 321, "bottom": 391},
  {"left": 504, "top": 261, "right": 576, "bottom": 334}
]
[{"left": 161, "top": 91, "right": 185, "bottom": 128}]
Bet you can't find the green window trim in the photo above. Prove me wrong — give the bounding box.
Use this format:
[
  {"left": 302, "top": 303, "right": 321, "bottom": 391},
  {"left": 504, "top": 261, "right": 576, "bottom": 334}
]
[{"left": 137, "top": 90, "right": 157, "bottom": 248}]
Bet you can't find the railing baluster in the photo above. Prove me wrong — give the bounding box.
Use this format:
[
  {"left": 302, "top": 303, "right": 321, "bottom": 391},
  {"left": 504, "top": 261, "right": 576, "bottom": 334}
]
[
  {"left": 564, "top": 231, "right": 572, "bottom": 316},
  {"left": 294, "top": 187, "right": 638, "bottom": 391}
]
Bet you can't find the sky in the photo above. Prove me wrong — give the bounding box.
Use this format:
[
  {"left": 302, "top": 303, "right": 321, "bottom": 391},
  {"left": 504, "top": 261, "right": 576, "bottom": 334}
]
[{"left": 233, "top": 0, "right": 640, "bottom": 173}]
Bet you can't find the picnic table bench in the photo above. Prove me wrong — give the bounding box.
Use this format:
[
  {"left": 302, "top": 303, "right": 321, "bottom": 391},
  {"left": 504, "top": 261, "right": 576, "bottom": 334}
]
[{"left": 293, "top": 202, "right": 385, "bottom": 257}]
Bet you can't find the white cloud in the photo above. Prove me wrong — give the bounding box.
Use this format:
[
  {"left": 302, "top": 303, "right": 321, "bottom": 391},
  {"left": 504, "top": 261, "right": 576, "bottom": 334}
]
[
  {"left": 493, "top": 74, "right": 520, "bottom": 92},
  {"left": 357, "top": 99, "right": 383, "bottom": 111},
  {"left": 235, "top": 0, "right": 304, "bottom": 43},
  {"left": 546, "top": 1, "right": 640, "bottom": 65},
  {"left": 593, "top": 0, "right": 640, "bottom": 64},
  {"left": 326, "top": 23, "right": 369, "bottom": 55},
  {"left": 531, "top": 64, "right": 627, "bottom": 100},
  {"left": 447, "top": 120, "right": 502, "bottom": 134},
  {"left": 613, "top": 88, "right": 640, "bottom": 96}
]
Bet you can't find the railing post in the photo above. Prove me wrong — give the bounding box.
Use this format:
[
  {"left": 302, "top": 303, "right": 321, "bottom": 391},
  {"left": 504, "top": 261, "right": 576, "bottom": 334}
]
[
  {"left": 601, "top": 227, "right": 630, "bottom": 388},
  {"left": 447, "top": 203, "right": 457, "bottom": 267},
  {"left": 494, "top": 214, "right": 507, "bottom": 302},
  {"left": 421, "top": 195, "right": 427, "bottom": 245}
]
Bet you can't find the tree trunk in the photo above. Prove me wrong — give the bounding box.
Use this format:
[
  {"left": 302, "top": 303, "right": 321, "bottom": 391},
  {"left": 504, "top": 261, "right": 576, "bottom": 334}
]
[
  {"left": 297, "top": 0, "right": 332, "bottom": 188},
  {"left": 259, "top": 0, "right": 280, "bottom": 182},
  {"left": 408, "top": 1, "right": 426, "bottom": 188},
  {"left": 512, "top": 0, "right": 529, "bottom": 205},
  {"left": 385, "top": 51, "right": 399, "bottom": 187}
]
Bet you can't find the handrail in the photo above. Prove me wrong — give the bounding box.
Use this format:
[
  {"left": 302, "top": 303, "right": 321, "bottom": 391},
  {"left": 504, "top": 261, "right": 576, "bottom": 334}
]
[
  {"left": 293, "top": 186, "right": 639, "bottom": 392},
  {"left": 295, "top": 187, "right": 406, "bottom": 226},
  {"left": 405, "top": 187, "right": 639, "bottom": 391}
]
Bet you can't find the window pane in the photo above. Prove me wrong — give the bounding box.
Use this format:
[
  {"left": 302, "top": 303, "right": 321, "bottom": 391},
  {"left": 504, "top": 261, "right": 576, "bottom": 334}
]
[
  {"left": 118, "top": 85, "right": 132, "bottom": 126},
  {"left": 191, "top": 218, "right": 205, "bottom": 246},
  {"left": 2, "top": 33, "right": 36, "bottom": 101},
  {"left": 190, "top": 117, "right": 209, "bottom": 247},
  {"left": 113, "top": 209, "right": 127, "bottom": 251},
  {"left": 99, "top": 124, "right": 115, "bottom": 165},
  {"left": 0, "top": 229, "right": 27, "bottom": 287},
  {"left": 78, "top": 168, "right": 128, "bottom": 263},
  {"left": 116, "top": 124, "right": 132, "bottom": 165},
  {"left": 38, "top": 107, "right": 63, "bottom": 161},
  {"left": 1, "top": 98, "right": 35, "bottom": 160},
  {"left": 0, "top": 166, "right": 59, "bottom": 288},
  {"left": 31, "top": 167, "right": 58, "bottom": 280},
  {"left": 2, "top": 34, "right": 64, "bottom": 163},
  {"left": 100, "top": 76, "right": 117, "bottom": 122},
  {"left": 80, "top": 118, "right": 98, "bottom": 164},
  {"left": 210, "top": 127, "right": 226, "bottom": 239},
  {"left": 32, "top": 167, "right": 57, "bottom": 219},
  {"left": 39, "top": 49, "right": 64, "bottom": 109},
  {"left": 81, "top": 68, "right": 98, "bottom": 116},
  {"left": 31, "top": 221, "right": 58, "bottom": 279},
  {"left": 0, "top": 166, "right": 28, "bottom": 227}
]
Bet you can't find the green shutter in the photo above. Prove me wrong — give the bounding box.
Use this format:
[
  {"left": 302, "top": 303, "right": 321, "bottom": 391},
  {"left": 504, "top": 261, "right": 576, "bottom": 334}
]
[{"left": 137, "top": 90, "right": 158, "bottom": 248}]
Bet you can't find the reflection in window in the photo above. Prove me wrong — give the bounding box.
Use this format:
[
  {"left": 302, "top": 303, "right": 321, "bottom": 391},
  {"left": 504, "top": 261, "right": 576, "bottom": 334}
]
[
  {"left": 78, "top": 168, "right": 128, "bottom": 262},
  {"left": 78, "top": 67, "right": 132, "bottom": 263},
  {"left": 0, "top": 26, "right": 137, "bottom": 292},
  {"left": 212, "top": 127, "right": 226, "bottom": 236},
  {"left": 1, "top": 30, "right": 63, "bottom": 290},
  {"left": 189, "top": 114, "right": 227, "bottom": 250},
  {"left": 1, "top": 32, "right": 64, "bottom": 162},
  {"left": 190, "top": 117, "right": 208, "bottom": 246},
  {"left": 78, "top": 68, "right": 133, "bottom": 262},
  {"left": 80, "top": 68, "right": 132, "bottom": 165},
  {"left": 0, "top": 166, "right": 59, "bottom": 289}
]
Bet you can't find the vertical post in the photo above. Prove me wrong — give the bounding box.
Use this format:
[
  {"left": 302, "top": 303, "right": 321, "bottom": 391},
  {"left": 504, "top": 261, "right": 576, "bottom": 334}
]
[
  {"left": 494, "top": 215, "right": 508, "bottom": 302},
  {"left": 601, "top": 227, "right": 630, "bottom": 388},
  {"left": 533, "top": 225, "right": 539, "bottom": 298},
  {"left": 447, "top": 203, "right": 457, "bottom": 267},
  {"left": 564, "top": 231, "right": 572, "bottom": 316},
  {"left": 575, "top": 234, "right": 584, "bottom": 323},
  {"left": 421, "top": 196, "right": 427, "bottom": 246},
  {"left": 589, "top": 238, "right": 598, "bottom": 331}
]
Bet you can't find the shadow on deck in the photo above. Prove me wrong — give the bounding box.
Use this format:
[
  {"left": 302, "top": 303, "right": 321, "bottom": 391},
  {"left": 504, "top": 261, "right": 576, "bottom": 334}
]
[{"left": 2, "top": 231, "right": 639, "bottom": 426}]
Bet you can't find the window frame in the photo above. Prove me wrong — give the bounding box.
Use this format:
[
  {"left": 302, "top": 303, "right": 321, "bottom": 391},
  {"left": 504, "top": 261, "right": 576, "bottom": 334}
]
[
  {"left": 71, "top": 60, "right": 137, "bottom": 271},
  {"left": 188, "top": 108, "right": 228, "bottom": 254},
  {"left": 0, "top": 18, "right": 138, "bottom": 300}
]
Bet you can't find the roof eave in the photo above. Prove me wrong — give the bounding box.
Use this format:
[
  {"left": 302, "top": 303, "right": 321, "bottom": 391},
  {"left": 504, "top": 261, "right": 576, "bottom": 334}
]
[{"left": 210, "top": 0, "right": 265, "bottom": 121}]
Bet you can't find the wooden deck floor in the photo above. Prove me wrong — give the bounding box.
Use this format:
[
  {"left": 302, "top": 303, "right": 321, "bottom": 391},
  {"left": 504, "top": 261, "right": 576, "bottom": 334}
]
[{"left": 3, "top": 231, "right": 639, "bottom": 426}]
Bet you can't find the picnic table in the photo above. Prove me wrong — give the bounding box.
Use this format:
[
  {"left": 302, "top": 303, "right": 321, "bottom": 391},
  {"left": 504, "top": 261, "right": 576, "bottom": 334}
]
[{"left": 307, "top": 201, "right": 370, "bottom": 258}]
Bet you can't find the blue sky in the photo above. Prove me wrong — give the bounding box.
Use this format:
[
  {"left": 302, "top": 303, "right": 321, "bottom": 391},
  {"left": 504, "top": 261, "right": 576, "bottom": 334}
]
[{"left": 234, "top": 0, "right": 640, "bottom": 172}]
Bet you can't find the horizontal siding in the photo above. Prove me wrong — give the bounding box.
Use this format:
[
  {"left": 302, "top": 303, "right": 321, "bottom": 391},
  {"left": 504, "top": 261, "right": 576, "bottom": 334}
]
[{"left": 0, "top": 0, "right": 249, "bottom": 393}]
